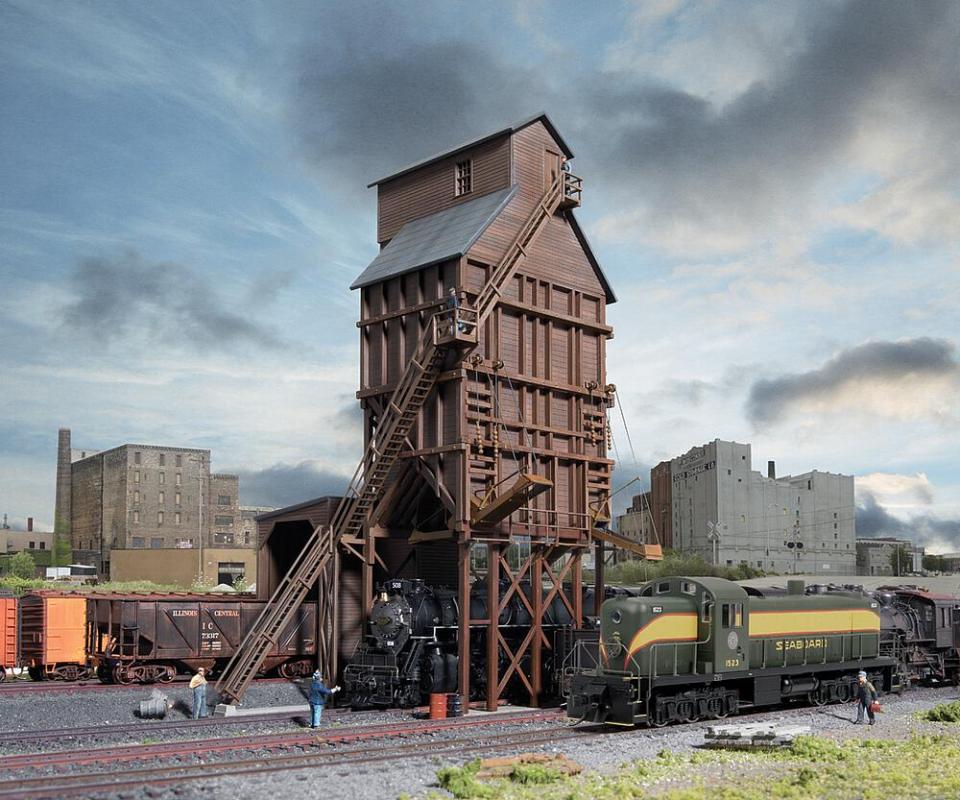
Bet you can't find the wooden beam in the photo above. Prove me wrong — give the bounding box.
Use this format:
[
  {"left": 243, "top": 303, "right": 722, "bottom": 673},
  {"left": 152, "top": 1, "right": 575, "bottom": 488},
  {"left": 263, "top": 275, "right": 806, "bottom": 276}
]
[{"left": 472, "top": 473, "right": 553, "bottom": 526}]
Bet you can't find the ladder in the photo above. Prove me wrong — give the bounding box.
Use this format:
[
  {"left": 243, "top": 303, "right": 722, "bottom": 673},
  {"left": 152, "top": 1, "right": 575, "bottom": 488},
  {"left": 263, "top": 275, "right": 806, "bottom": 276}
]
[{"left": 216, "top": 171, "right": 575, "bottom": 703}]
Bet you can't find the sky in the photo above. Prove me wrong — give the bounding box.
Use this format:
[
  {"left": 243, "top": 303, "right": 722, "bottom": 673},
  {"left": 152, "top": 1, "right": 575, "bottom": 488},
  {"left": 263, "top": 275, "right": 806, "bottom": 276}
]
[{"left": 1, "top": 1, "right": 958, "bottom": 551}]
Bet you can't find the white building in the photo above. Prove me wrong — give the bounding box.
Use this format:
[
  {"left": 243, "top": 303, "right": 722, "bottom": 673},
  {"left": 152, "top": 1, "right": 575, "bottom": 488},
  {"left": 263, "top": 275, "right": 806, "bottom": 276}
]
[{"left": 668, "top": 440, "right": 856, "bottom": 574}]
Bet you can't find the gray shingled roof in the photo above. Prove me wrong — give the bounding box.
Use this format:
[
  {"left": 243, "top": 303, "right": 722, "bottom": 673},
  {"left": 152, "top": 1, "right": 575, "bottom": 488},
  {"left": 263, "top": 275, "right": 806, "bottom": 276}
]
[{"left": 351, "top": 186, "right": 517, "bottom": 290}]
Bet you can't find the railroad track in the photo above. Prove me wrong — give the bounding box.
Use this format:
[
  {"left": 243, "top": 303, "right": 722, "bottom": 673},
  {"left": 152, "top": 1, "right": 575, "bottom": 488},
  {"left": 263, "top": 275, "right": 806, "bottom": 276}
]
[
  {"left": 0, "top": 676, "right": 291, "bottom": 694},
  {"left": 0, "top": 718, "right": 586, "bottom": 800},
  {"left": 0, "top": 708, "right": 562, "bottom": 766},
  {"left": 0, "top": 706, "right": 377, "bottom": 745}
]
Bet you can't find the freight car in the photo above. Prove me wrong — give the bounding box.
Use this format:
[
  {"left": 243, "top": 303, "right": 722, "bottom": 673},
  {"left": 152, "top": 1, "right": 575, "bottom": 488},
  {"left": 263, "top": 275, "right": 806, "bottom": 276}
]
[
  {"left": 566, "top": 577, "right": 900, "bottom": 727},
  {"left": 87, "top": 594, "right": 318, "bottom": 684},
  {"left": 0, "top": 594, "right": 17, "bottom": 681},
  {"left": 19, "top": 593, "right": 90, "bottom": 680},
  {"left": 10, "top": 591, "right": 318, "bottom": 684}
]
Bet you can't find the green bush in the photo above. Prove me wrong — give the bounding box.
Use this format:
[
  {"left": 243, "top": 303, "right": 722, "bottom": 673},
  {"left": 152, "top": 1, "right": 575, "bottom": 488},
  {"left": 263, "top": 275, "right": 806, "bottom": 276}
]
[
  {"left": 436, "top": 760, "right": 493, "bottom": 798},
  {"left": 600, "top": 550, "right": 766, "bottom": 585},
  {"left": 9, "top": 551, "right": 36, "bottom": 579},
  {"left": 921, "top": 700, "right": 960, "bottom": 722}
]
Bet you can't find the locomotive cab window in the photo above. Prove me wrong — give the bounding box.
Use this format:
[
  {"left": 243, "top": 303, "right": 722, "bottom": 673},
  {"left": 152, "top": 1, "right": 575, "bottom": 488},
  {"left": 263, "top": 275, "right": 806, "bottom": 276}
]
[
  {"left": 655, "top": 582, "right": 671, "bottom": 594},
  {"left": 721, "top": 603, "right": 743, "bottom": 628},
  {"left": 681, "top": 581, "right": 695, "bottom": 595},
  {"left": 701, "top": 602, "right": 713, "bottom": 623}
]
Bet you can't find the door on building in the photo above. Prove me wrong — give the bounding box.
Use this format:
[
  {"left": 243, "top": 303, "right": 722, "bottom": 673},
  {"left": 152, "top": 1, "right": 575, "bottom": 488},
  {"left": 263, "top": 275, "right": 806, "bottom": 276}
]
[{"left": 543, "top": 148, "right": 561, "bottom": 192}]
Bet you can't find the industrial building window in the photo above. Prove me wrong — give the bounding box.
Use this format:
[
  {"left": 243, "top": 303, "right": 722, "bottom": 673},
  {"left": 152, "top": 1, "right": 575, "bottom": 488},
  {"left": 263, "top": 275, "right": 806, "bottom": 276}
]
[
  {"left": 132, "top": 537, "right": 145, "bottom": 548},
  {"left": 217, "top": 562, "right": 245, "bottom": 585},
  {"left": 214, "top": 532, "right": 234, "bottom": 544},
  {"left": 808, "top": 480, "right": 812, "bottom": 490},
  {"left": 218, "top": 494, "right": 231, "bottom": 505},
  {"left": 455, "top": 159, "right": 472, "bottom": 196},
  {"left": 159, "top": 471, "right": 165, "bottom": 485},
  {"left": 215, "top": 515, "right": 234, "bottom": 526},
  {"left": 134, "top": 451, "right": 141, "bottom": 465},
  {"left": 175, "top": 512, "right": 181, "bottom": 525},
  {"left": 834, "top": 522, "right": 837, "bottom": 529},
  {"left": 150, "top": 537, "right": 163, "bottom": 548},
  {"left": 134, "top": 490, "right": 139, "bottom": 504},
  {"left": 175, "top": 492, "right": 181, "bottom": 506},
  {"left": 176, "top": 454, "right": 182, "bottom": 467},
  {"left": 39, "top": 542, "right": 45, "bottom": 550},
  {"left": 158, "top": 453, "right": 165, "bottom": 466},
  {"left": 176, "top": 538, "right": 193, "bottom": 548},
  {"left": 157, "top": 511, "right": 164, "bottom": 525},
  {"left": 134, "top": 470, "right": 140, "bottom": 483},
  {"left": 158, "top": 491, "right": 164, "bottom": 505},
  {"left": 133, "top": 510, "right": 140, "bottom": 523},
  {"left": 28, "top": 541, "right": 35, "bottom": 549},
  {"left": 176, "top": 472, "right": 182, "bottom": 486}
]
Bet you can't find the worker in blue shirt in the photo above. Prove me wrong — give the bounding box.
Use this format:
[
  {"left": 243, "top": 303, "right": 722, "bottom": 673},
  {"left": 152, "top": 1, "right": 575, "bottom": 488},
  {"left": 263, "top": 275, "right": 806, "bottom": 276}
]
[{"left": 309, "top": 671, "right": 340, "bottom": 728}]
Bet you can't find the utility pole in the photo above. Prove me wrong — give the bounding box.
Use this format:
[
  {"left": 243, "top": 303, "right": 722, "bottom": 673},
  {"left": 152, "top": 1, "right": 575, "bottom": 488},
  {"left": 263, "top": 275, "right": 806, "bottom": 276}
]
[{"left": 707, "top": 521, "right": 721, "bottom": 567}]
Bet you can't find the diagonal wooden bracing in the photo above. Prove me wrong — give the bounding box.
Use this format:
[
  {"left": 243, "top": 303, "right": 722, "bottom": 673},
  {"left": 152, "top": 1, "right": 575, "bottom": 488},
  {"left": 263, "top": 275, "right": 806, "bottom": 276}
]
[{"left": 217, "top": 171, "right": 576, "bottom": 704}]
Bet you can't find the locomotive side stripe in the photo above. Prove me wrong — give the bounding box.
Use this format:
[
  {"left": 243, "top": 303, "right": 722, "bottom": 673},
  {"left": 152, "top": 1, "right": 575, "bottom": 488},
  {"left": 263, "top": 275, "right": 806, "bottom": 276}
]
[
  {"left": 748, "top": 608, "right": 880, "bottom": 637},
  {"left": 624, "top": 613, "right": 698, "bottom": 662}
]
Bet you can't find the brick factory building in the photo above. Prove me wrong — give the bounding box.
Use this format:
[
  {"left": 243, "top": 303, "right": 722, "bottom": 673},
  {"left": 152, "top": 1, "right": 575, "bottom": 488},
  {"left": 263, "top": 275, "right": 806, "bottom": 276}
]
[
  {"left": 652, "top": 439, "right": 856, "bottom": 574},
  {"left": 55, "top": 427, "right": 256, "bottom": 585}
]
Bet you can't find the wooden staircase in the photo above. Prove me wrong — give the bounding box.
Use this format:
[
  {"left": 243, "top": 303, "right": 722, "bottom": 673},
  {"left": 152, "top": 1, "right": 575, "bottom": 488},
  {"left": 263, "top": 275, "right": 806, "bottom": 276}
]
[{"left": 216, "top": 171, "right": 578, "bottom": 704}]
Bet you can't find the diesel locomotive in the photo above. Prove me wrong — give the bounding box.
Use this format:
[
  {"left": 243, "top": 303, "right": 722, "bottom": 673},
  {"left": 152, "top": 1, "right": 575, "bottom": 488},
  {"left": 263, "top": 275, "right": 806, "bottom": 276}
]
[{"left": 567, "top": 577, "right": 901, "bottom": 727}]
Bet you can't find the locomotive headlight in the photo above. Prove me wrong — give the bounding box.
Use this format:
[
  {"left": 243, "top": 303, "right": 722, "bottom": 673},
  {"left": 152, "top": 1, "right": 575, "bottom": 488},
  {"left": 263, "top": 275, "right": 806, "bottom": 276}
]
[{"left": 611, "top": 610, "right": 623, "bottom": 624}]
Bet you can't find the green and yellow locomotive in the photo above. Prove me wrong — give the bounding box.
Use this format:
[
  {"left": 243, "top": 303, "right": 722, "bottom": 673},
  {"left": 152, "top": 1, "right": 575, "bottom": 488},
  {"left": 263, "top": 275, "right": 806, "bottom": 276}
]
[{"left": 567, "top": 577, "right": 900, "bottom": 726}]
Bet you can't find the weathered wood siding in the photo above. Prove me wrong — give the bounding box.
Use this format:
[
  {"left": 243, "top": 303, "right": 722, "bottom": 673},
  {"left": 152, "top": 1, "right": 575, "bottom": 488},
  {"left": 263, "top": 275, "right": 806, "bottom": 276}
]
[
  {"left": 376, "top": 135, "right": 511, "bottom": 244},
  {"left": 359, "top": 119, "right": 613, "bottom": 542}
]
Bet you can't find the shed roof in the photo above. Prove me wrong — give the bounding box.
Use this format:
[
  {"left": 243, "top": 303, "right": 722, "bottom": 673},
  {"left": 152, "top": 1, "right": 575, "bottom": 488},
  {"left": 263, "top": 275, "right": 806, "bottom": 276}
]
[
  {"left": 367, "top": 112, "right": 573, "bottom": 188},
  {"left": 350, "top": 185, "right": 517, "bottom": 290}
]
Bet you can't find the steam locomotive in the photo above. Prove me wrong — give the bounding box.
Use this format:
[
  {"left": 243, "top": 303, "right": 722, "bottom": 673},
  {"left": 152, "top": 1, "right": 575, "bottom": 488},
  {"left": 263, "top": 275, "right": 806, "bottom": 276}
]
[{"left": 342, "top": 577, "right": 603, "bottom": 708}]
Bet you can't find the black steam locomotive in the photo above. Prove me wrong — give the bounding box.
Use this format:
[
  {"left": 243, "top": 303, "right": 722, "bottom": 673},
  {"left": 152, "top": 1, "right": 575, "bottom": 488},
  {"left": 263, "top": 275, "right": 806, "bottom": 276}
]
[{"left": 342, "top": 578, "right": 587, "bottom": 708}]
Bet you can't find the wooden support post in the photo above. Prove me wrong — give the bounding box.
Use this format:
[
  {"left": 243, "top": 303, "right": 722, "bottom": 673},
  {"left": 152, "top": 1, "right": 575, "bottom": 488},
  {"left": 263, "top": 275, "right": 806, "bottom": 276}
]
[
  {"left": 486, "top": 542, "right": 500, "bottom": 712},
  {"left": 594, "top": 540, "right": 605, "bottom": 618},
  {"left": 572, "top": 548, "right": 582, "bottom": 629},
  {"left": 530, "top": 547, "right": 543, "bottom": 707},
  {"left": 458, "top": 538, "right": 471, "bottom": 712}
]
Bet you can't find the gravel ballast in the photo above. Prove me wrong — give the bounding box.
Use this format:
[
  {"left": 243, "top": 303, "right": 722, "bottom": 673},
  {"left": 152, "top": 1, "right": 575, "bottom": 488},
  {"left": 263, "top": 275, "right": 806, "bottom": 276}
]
[{"left": 3, "top": 683, "right": 959, "bottom": 800}]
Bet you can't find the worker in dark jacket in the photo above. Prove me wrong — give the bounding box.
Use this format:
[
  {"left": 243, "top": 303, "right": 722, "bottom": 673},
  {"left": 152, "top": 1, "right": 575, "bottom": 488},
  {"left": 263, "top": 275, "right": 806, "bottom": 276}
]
[
  {"left": 309, "top": 671, "right": 339, "bottom": 728},
  {"left": 854, "top": 670, "right": 878, "bottom": 725}
]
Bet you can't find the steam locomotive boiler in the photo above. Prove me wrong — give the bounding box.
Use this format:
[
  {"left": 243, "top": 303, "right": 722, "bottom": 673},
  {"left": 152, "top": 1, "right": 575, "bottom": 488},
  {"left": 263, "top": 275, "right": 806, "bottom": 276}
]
[{"left": 342, "top": 578, "right": 576, "bottom": 708}]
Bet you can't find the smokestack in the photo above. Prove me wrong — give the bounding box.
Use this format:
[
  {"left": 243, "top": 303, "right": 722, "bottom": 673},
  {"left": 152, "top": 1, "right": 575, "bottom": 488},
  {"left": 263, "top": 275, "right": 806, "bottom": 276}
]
[
  {"left": 55, "top": 428, "right": 72, "bottom": 539},
  {"left": 767, "top": 460, "right": 776, "bottom": 479},
  {"left": 27, "top": 517, "right": 33, "bottom": 532}
]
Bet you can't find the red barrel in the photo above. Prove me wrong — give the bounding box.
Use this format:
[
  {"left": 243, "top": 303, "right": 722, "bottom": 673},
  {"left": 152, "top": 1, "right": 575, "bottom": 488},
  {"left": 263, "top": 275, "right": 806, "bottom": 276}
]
[{"left": 429, "top": 693, "right": 447, "bottom": 720}]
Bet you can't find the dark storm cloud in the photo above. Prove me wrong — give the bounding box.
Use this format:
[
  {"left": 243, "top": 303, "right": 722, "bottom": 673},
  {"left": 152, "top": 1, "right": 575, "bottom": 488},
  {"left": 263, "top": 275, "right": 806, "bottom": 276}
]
[
  {"left": 294, "top": 39, "right": 546, "bottom": 186},
  {"left": 857, "top": 492, "right": 960, "bottom": 550},
  {"left": 235, "top": 461, "right": 350, "bottom": 509},
  {"left": 63, "top": 250, "right": 283, "bottom": 351},
  {"left": 290, "top": 0, "right": 958, "bottom": 230},
  {"left": 583, "top": 0, "right": 960, "bottom": 220},
  {"left": 746, "top": 338, "right": 958, "bottom": 425}
]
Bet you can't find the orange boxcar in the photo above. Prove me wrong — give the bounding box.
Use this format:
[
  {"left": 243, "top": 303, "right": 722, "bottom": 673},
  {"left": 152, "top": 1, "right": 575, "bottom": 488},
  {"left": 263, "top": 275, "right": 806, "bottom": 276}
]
[
  {"left": 0, "top": 596, "right": 16, "bottom": 680},
  {"left": 18, "top": 593, "right": 89, "bottom": 680}
]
